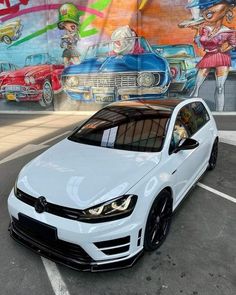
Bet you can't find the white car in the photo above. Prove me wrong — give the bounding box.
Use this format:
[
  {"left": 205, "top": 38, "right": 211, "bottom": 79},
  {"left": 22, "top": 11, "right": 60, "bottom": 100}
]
[{"left": 8, "top": 98, "right": 218, "bottom": 271}]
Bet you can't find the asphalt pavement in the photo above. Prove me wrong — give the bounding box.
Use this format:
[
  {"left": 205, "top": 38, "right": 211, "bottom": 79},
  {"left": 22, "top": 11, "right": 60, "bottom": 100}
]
[{"left": 0, "top": 113, "right": 235, "bottom": 295}]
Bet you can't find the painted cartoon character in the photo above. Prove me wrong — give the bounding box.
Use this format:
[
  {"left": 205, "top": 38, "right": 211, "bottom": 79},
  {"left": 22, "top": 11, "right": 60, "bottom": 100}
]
[
  {"left": 185, "top": 0, "right": 236, "bottom": 111},
  {"left": 179, "top": 0, "right": 204, "bottom": 28},
  {"left": 57, "top": 3, "right": 80, "bottom": 66},
  {"left": 110, "top": 25, "right": 144, "bottom": 55}
]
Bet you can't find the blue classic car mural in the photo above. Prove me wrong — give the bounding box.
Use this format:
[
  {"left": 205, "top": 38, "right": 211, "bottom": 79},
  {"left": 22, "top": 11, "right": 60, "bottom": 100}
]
[
  {"left": 152, "top": 44, "right": 198, "bottom": 95},
  {"left": 61, "top": 37, "right": 171, "bottom": 103}
]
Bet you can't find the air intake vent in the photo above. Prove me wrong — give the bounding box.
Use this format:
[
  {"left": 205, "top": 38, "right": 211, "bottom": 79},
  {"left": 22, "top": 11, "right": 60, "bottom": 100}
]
[
  {"left": 137, "top": 229, "right": 142, "bottom": 246},
  {"left": 94, "top": 236, "right": 130, "bottom": 256}
]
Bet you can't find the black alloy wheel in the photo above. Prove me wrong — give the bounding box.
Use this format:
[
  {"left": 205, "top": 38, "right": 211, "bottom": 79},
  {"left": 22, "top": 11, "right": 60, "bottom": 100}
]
[
  {"left": 208, "top": 138, "right": 218, "bottom": 171},
  {"left": 144, "top": 190, "right": 172, "bottom": 251}
]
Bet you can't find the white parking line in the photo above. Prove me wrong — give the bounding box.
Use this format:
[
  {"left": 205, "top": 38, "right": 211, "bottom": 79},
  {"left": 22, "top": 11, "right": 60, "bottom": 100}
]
[
  {"left": 198, "top": 182, "right": 236, "bottom": 203},
  {"left": 41, "top": 257, "right": 71, "bottom": 295}
]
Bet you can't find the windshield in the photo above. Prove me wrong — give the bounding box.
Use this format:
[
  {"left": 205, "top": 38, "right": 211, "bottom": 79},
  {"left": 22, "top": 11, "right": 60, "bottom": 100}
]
[
  {"left": 153, "top": 45, "right": 195, "bottom": 58},
  {"left": 69, "top": 105, "right": 171, "bottom": 152},
  {"left": 84, "top": 37, "right": 151, "bottom": 59},
  {"left": 25, "top": 54, "right": 51, "bottom": 66}
]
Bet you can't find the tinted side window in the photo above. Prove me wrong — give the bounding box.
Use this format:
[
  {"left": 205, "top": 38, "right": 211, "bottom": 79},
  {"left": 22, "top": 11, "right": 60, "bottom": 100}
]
[
  {"left": 178, "top": 102, "right": 210, "bottom": 136},
  {"left": 190, "top": 102, "right": 210, "bottom": 131},
  {"left": 179, "top": 105, "right": 197, "bottom": 136}
]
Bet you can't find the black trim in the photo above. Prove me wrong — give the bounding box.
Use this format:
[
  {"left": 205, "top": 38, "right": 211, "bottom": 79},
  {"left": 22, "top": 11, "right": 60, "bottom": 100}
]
[
  {"left": 94, "top": 236, "right": 130, "bottom": 248},
  {"left": 102, "top": 245, "right": 130, "bottom": 255},
  {"left": 9, "top": 220, "right": 143, "bottom": 272},
  {"left": 15, "top": 189, "right": 137, "bottom": 223},
  {"left": 16, "top": 189, "right": 82, "bottom": 221},
  {"left": 13, "top": 215, "right": 92, "bottom": 263},
  {"left": 137, "top": 228, "right": 142, "bottom": 246}
]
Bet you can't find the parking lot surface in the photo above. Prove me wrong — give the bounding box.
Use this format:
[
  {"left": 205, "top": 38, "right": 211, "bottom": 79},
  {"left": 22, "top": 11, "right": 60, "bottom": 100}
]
[{"left": 0, "top": 113, "right": 235, "bottom": 295}]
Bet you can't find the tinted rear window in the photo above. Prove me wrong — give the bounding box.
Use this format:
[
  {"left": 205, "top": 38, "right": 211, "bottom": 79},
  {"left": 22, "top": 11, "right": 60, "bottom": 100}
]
[{"left": 69, "top": 106, "right": 172, "bottom": 152}]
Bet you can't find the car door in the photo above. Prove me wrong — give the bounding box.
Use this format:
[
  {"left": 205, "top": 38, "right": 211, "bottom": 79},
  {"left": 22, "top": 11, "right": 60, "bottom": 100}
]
[{"left": 168, "top": 102, "right": 211, "bottom": 204}]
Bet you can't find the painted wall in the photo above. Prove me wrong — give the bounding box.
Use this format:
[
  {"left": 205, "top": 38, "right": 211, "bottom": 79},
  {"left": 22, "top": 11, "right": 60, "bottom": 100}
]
[{"left": 0, "top": 0, "right": 235, "bottom": 111}]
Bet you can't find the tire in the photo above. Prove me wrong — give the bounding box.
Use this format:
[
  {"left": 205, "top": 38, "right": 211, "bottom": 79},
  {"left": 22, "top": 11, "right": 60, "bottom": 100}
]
[
  {"left": 2, "top": 35, "right": 12, "bottom": 44},
  {"left": 144, "top": 190, "right": 173, "bottom": 251},
  {"left": 39, "top": 81, "right": 54, "bottom": 107},
  {"left": 207, "top": 138, "right": 218, "bottom": 171}
]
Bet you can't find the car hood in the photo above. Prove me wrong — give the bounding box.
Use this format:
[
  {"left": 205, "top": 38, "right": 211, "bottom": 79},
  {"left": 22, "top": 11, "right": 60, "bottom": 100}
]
[
  {"left": 17, "top": 139, "right": 161, "bottom": 210},
  {"left": 5, "top": 65, "right": 50, "bottom": 78},
  {"left": 62, "top": 53, "right": 168, "bottom": 75}
]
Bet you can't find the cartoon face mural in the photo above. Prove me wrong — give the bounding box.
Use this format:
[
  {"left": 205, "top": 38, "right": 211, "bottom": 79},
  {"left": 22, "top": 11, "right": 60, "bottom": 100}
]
[
  {"left": 180, "top": 0, "right": 236, "bottom": 112},
  {"left": 0, "top": 0, "right": 235, "bottom": 112},
  {"left": 57, "top": 3, "right": 81, "bottom": 66}
]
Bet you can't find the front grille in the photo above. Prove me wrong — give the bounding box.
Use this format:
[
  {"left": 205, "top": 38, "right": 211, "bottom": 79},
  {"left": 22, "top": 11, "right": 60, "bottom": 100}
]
[
  {"left": 81, "top": 74, "right": 137, "bottom": 88},
  {"left": 2, "top": 85, "right": 24, "bottom": 92},
  {"left": 63, "top": 73, "right": 165, "bottom": 89},
  {"left": 94, "top": 236, "right": 130, "bottom": 255},
  {"left": 16, "top": 188, "right": 83, "bottom": 221},
  {"left": 12, "top": 215, "right": 93, "bottom": 263}
]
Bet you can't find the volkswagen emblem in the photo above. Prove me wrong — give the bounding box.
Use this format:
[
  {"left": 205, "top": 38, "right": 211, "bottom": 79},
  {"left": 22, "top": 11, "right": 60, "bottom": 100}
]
[{"left": 35, "top": 196, "right": 47, "bottom": 213}]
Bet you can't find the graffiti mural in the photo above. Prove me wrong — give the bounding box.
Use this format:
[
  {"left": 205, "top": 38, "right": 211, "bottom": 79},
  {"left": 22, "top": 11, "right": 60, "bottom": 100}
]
[
  {"left": 0, "top": 0, "right": 235, "bottom": 111},
  {"left": 180, "top": 0, "right": 236, "bottom": 111},
  {"left": 62, "top": 25, "right": 171, "bottom": 103}
]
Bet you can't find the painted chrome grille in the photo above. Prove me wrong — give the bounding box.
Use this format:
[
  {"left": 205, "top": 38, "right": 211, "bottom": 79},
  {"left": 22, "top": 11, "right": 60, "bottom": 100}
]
[
  {"left": 78, "top": 74, "right": 138, "bottom": 88},
  {"left": 63, "top": 72, "right": 165, "bottom": 89},
  {"left": 3, "top": 85, "right": 23, "bottom": 92}
]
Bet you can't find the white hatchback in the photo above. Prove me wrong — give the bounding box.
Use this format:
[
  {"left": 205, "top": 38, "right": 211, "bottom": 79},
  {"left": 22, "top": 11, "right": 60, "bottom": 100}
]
[{"left": 8, "top": 98, "right": 218, "bottom": 271}]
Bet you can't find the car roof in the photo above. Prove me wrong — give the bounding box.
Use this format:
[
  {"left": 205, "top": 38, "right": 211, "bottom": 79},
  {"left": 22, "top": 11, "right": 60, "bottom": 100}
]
[{"left": 108, "top": 98, "right": 185, "bottom": 112}]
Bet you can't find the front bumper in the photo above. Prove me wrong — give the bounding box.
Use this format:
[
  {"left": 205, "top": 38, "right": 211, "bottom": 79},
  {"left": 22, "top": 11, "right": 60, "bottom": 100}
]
[
  {"left": 1, "top": 85, "right": 42, "bottom": 101},
  {"left": 9, "top": 220, "right": 143, "bottom": 272},
  {"left": 8, "top": 191, "right": 144, "bottom": 272},
  {"left": 64, "top": 84, "right": 169, "bottom": 102},
  {"left": 168, "top": 81, "right": 186, "bottom": 93}
]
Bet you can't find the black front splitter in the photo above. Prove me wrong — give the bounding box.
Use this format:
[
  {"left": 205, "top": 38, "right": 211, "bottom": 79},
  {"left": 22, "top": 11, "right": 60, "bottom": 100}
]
[{"left": 9, "top": 222, "right": 144, "bottom": 272}]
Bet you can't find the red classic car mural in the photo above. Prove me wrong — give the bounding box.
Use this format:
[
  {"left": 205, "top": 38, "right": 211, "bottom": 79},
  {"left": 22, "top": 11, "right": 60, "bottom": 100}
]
[{"left": 0, "top": 53, "right": 64, "bottom": 107}]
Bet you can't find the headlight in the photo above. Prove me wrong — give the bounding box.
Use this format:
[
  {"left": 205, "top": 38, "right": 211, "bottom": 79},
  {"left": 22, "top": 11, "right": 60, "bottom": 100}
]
[
  {"left": 29, "top": 76, "right": 35, "bottom": 84},
  {"left": 24, "top": 76, "right": 35, "bottom": 84},
  {"left": 24, "top": 76, "right": 30, "bottom": 84},
  {"left": 66, "top": 76, "right": 79, "bottom": 87},
  {"left": 80, "top": 194, "right": 138, "bottom": 223},
  {"left": 137, "top": 72, "right": 156, "bottom": 87},
  {"left": 170, "top": 67, "right": 178, "bottom": 79}
]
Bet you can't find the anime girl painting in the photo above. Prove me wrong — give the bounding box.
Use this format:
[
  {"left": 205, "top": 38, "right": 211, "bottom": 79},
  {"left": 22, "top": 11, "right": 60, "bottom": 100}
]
[{"left": 181, "top": 0, "right": 236, "bottom": 111}]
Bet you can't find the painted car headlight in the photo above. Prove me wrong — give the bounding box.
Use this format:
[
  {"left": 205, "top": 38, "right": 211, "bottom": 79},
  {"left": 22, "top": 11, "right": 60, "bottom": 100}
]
[
  {"left": 80, "top": 194, "right": 138, "bottom": 223},
  {"left": 66, "top": 76, "right": 79, "bottom": 87},
  {"left": 24, "top": 77, "right": 30, "bottom": 84},
  {"left": 170, "top": 67, "right": 178, "bottom": 79},
  {"left": 137, "top": 72, "right": 156, "bottom": 87},
  {"left": 24, "top": 76, "right": 35, "bottom": 84}
]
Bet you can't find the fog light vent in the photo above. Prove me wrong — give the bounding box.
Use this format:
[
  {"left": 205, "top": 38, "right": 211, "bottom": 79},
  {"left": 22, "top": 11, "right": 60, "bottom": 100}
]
[{"left": 137, "top": 228, "right": 142, "bottom": 247}]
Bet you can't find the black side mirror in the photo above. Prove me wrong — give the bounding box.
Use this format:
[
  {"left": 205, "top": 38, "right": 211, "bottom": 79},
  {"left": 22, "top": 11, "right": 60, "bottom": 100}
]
[{"left": 174, "top": 138, "right": 199, "bottom": 153}]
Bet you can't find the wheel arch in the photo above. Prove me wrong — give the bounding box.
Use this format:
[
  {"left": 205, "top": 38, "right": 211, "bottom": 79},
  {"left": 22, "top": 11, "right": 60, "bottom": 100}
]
[
  {"left": 143, "top": 186, "right": 173, "bottom": 251},
  {"left": 143, "top": 186, "right": 174, "bottom": 230}
]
